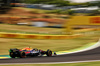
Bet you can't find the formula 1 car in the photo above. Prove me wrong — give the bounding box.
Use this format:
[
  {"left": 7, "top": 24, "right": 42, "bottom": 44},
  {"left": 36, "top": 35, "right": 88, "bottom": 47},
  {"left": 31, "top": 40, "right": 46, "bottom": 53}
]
[{"left": 9, "top": 47, "right": 56, "bottom": 58}]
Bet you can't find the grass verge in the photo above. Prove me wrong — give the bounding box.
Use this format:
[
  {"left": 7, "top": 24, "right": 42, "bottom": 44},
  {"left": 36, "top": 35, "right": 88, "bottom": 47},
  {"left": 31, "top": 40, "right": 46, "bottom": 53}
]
[
  {"left": 1, "top": 61, "right": 100, "bottom": 66},
  {"left": 0, "top": 24, "right": 63, "bottom": 35}
]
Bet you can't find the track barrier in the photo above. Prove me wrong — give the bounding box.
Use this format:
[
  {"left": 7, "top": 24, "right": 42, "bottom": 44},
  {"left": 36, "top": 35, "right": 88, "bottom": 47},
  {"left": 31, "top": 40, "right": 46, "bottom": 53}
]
[{"left": 0, "top": 32, "right": 83, "bottom": 39}]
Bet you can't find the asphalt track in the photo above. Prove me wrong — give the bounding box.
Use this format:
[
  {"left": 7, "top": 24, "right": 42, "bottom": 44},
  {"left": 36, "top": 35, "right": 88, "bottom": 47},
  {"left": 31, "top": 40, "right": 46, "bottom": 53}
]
[{"left": 0, "top": 45, "right": 100, "bottom": 64}]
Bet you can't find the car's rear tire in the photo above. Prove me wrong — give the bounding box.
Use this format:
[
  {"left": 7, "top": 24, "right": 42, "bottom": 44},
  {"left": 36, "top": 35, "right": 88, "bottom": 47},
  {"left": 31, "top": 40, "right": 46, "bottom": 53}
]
[
  {"left": 10, "top": 52, "right": 15, "bottom": 58},
  {"left": 19, "top": 51, "right": 26, "bottom": 58},
  {"left": 46, "top": 49, "right": 52, "bottom": 56}
]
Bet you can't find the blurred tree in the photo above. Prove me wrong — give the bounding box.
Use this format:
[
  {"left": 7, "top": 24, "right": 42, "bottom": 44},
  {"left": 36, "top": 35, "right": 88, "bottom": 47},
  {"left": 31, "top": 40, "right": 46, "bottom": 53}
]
[
  {"left": 23, "top": 0, "right": 70, "bottom": 6},
  {"left": 87, "top": 1, "right": 100, "bottom": 7},
  {"left": 0, "top": 0, "right": 11, "bottom": 14}
]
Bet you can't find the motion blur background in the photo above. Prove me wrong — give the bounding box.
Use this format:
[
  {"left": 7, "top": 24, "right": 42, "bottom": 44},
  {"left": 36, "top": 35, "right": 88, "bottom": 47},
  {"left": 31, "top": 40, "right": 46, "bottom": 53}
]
[{"left": 0, "top": 0, "right": 100, "bottom": 66}]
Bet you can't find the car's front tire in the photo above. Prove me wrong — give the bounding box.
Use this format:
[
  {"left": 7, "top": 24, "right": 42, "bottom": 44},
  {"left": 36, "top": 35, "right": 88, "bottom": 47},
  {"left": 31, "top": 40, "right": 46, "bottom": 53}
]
[{"left": 46, "top": 49, "right": 52, "bottom": 56}]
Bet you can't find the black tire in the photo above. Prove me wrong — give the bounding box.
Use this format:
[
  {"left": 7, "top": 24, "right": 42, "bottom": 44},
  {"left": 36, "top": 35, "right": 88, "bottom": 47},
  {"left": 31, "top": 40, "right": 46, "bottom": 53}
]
[
  {"left": 46, "top": 49, "right": 52, "bottom": 56},
  {"left": 10, "top": 52, "right": 15, "bottom": 58},
  {"left": 19, "top": 51, "right": 26, "bottom": 58}
]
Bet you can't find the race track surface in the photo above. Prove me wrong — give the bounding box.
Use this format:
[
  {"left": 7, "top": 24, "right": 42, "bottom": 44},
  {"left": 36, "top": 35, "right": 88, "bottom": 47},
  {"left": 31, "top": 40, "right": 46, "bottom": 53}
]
[{"left": 0, "top": 46, "right": 100, "bottom": 64}]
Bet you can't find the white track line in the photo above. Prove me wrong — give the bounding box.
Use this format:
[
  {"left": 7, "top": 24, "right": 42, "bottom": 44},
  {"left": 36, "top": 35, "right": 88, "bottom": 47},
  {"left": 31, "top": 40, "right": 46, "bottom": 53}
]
[{"left": 1, "top": 60, "right": 100, "bottom": 65}]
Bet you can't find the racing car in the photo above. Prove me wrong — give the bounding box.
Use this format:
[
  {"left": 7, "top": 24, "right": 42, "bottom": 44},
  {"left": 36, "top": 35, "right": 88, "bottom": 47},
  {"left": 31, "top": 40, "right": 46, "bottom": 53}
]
[{"left": 9, "top": 47, "right": 56, "bottom": 58}]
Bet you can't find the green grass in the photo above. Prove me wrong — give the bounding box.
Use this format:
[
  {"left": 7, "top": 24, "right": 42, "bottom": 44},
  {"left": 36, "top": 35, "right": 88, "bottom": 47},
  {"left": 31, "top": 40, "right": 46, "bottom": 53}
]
[
  {"left": 0, "top": 24, "right": 99, "bottom": 35},
  {"left": 0, "top": 29, "right": 62, "bottom": 35},
  {"left": 0, "top": 24, "right": 63, "bottom": 35},
  {"left": 1, "top": 61, "right": 100, "bottom": 66}
]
